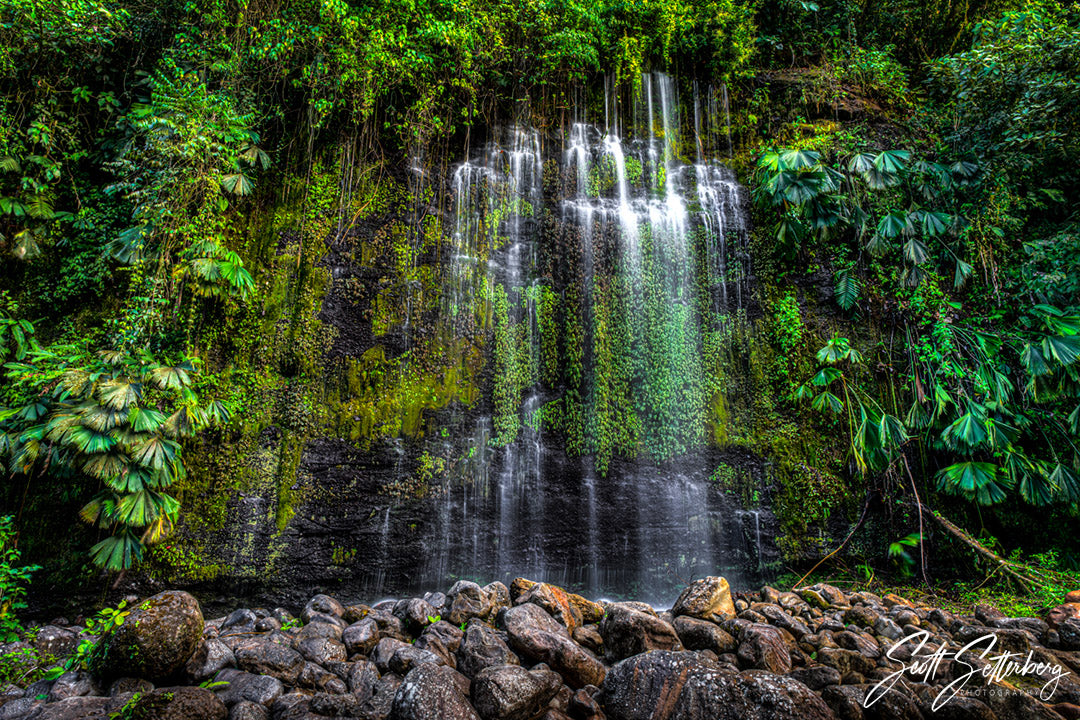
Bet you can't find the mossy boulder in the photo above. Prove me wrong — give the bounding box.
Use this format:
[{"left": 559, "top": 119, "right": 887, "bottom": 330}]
[{"left": 90, "top": 591, "right": 204, "bottom": 681}]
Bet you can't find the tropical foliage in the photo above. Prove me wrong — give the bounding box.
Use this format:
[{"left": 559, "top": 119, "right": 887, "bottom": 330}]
[{"left": 1, "top": 345, "right": 226, "bottom": 570}]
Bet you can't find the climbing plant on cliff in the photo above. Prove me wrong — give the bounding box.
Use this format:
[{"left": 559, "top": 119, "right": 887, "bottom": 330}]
[{"left": 0, "top": 344, "right": 227, "bottom": 571}]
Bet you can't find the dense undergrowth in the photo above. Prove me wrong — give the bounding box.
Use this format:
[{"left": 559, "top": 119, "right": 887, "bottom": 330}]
[{"left": 0, "top": 0, "right": 1077, "bottom": 621}]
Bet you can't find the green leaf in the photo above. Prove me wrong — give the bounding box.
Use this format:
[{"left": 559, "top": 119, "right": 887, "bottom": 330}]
[
  {"left": 862, "top": 167, "right": 900, "bottom": 190},
  {"left": 149, "top": 365, "right": 191, "bottom": 391},
  {"left": 811, "top": 391, "right": 843, "bottom": 413},
  {"left": 220, "top": 173, "right": 254, "bottom": 196},
  {"left": 865, "top": 233, "right": 889, "bottom": 257},
  {"left": 219, "top": 253, "right": 254, "bottom": 299},
  {"left": 88, "top": 532, "right": 143, "bottom": 571},
  {"left": 811, "top": 367, "right": 842, "bottom": 386},
  {"left": 954, "top": 259, "right": 973, "bottom": 288},
  {"left": 919, "top": 211, "right": 951, "bottom": 236},
  {"left": 1049, "top": 463, "right": 1080, "bottom": 503},
  {"left": 1019, "top": 469, "right": 1054, "bottom": 506},
  {"left": 116, "top": 490, "right": 177, "bottom": 526},
  {"left": 903, "top": 238, "right": 929, "bottom": 265},
  {"left": 204, "top": 400, "right": 231, "bottom": 425},
  {"left": 873, "top": 150, "right": 910, "bottom": 173},
  {"left": 131, "top": 436, "right": 179, "bottom": 471},
  {"left": 106, "top": 467, "right": 154, "bottom": 493},
  {"left": 1045, "top": 315, "right": 1080, "bottom": 336},
  {"left": 950, "top": 160, "right": 978, "bottom": 179},
  {"left": 1042, "top": 334, "right": 1080, "bottom": 366},
  {"left": 942, "top": 412, "right": 987, "bottom": 449},
  {"left": 1021, "top": 343, "right": 1051, "bottom": 377},
  {"left": 847, "top": 153, "right": 875, "bottom": 174},
  {"left": 877, "top": 211, "right": 911, "bottom": 238},
  {"left": 82, "top": 452, "right": 126, "bottom": 480},
  {"left": 129, "top": 407, "right": 165, "bottom": 433},
  {"left": 834, "top": 271, "right": 859, "bottom": 311},
  {"left": 936, "top": 461, "right": 1006, "bottom": 505},
  {"left": 99, "top": 379, "right": 140, "bottom": 411},
  {"left": 778, "top": 149, "right": 820, "bottom": 170},
  {"left": 67, "top": 426, "right": 117, "bottom": 454}
]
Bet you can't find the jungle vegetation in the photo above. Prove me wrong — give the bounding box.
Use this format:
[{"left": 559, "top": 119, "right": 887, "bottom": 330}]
[{"left": 0, "top": 0, "right": 1077, "bottom": 609}]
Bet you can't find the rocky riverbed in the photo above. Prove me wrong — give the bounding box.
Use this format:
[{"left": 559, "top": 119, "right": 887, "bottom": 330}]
[{"left": 3, "top": 578, "right": 1080, "bottom": 720}]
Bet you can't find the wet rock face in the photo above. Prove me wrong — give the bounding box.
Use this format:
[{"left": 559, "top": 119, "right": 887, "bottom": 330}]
[{"left": 22, "top": 577, "right": 1080, "bottom": 720}]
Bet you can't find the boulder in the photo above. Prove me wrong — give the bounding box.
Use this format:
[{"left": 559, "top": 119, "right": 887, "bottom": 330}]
[
  {"left": 30, "top": 696, "right": 107, "bottom": 719},
  {"left": 89, "top": 590, "right": 204, "bottom": 681},
  {"left": 348, "top": 659, "right": 380, "bottom": 699},
  {"left": 447, "top": 581, "right": 495, "bottom": 626},
  {"left": 33, "top": 626, "right": 79, "bottom": 660},
  {"left": 471, "top": 664, "right": 562, "bottom": 720},
  {"left": 373, "top": 638, "right": 413, "bottom": 674},
  {"left": 788, "top": 665, "right": 842, "bottom": 690},
  {"left": 671, "top": 577, "right": 736, "bottom": 622},
  {"left": 600, "top": 604, "right": 682, "bottom": 661},
  {"left": 108, "top": 677, "right": 154, "bottom": 697},
  {"left": 297, "top": 622, "right": 343, "bottom": 642},
  {"left": 364, "top": 672, "right": 404, "bottom": 720},
  {"left": 519, "top": 583, "right": 585, "bottom": 631},
  {"left": 736, "top": 624, "right": 792, "bottom": 674},
  {"left": 343, "top": 618, "right": 381, "bottom": 656},
  {"left": 501, "top": 603, "right": 606, "bottom": 688},
  {"left": 601, "top": 651, "right": 834, "bottom": 720},
  {"left": 369, "top": 608, "right": 410, "bottom": 642},
  {"left": 46, "top": 670, "right": 101, "bottom": 702},
  {"left": 186, "top": 639, "right": 236, "bottom": 682},
  {"left": 311, "top": 692, "right": 363, "bottom": 717},
  {"left": 1061, "top": 619, "right": 1080, "bottom": 650},
  {"left": 229, "top": 701, "right": 269, "bottom": 720},
  {"left": 415, "top": 621, "right": 464, "bottom": 666},
  {"left": 221, "top": 609, "right": 257, "bottom": 634},
  {"left": 302, "top": 595, "right": 346, "bottom": 623},
  {"left": 817, "top": 647, "right": 876, "bottom": 677},
  {"left": 234, "top": 641, "right": 304, "bottom": 684},
  {"left": 297, "top": 661, "right": 347, "bottom": 692},
  {"left": 843, "top": 606, "right": 879, "bottom": 629},
  {"left": 673, "top": 616, "right": 738, "bottom": 654},
  {"left": 297, "top": 637, "right": 346, "bottom": 665},
  {"left": 483, "top": 583, "right": 511, "bottom": 612},
  {"left": 572, "top": 625, "right": 604, "bottom": 655},
  {"left": 389, "top": 663, "right": 480, "bottom": 720},
  {"left": 389, "top": 645, "right": 447, "bottom": 675},
  {"left": 214, "top": 669, "right": 284, "bottom": 707},
  {"left": 510, "top": 578, "right": 539, "bottom": 603},
  {"left": 457, "top": 621, "right": 520, "bottom": 678},
  {"left": 268, "top": 692, "right": 311, "bottom": 720},
  {"left": 1047, "top": 605, "right": 1080, "bottom": 630},
  {"left": 128, "top": 686, "right": 227, "bottom": 720},
  {"left": 394, "top": 598, "right": 438, "bottom": 634}
]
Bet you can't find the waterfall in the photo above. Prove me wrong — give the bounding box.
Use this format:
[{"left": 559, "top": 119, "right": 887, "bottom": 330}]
[{"left": 408, "top": 74, "right": 763, "bottom": 603}]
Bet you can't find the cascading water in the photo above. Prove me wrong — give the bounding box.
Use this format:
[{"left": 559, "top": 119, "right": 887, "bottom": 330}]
[{"left": 414, "top": 73, "right": 766, "bottom": 603}]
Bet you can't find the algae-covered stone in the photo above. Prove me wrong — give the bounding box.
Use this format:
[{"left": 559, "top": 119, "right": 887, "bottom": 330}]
[{"left": 89, "top": 591, "right": 204, "bottom": 681}]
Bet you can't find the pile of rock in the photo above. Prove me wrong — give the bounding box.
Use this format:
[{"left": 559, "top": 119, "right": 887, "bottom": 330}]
[{"left": 3, "top": 577, "right": 1080, "bottom": 720}]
